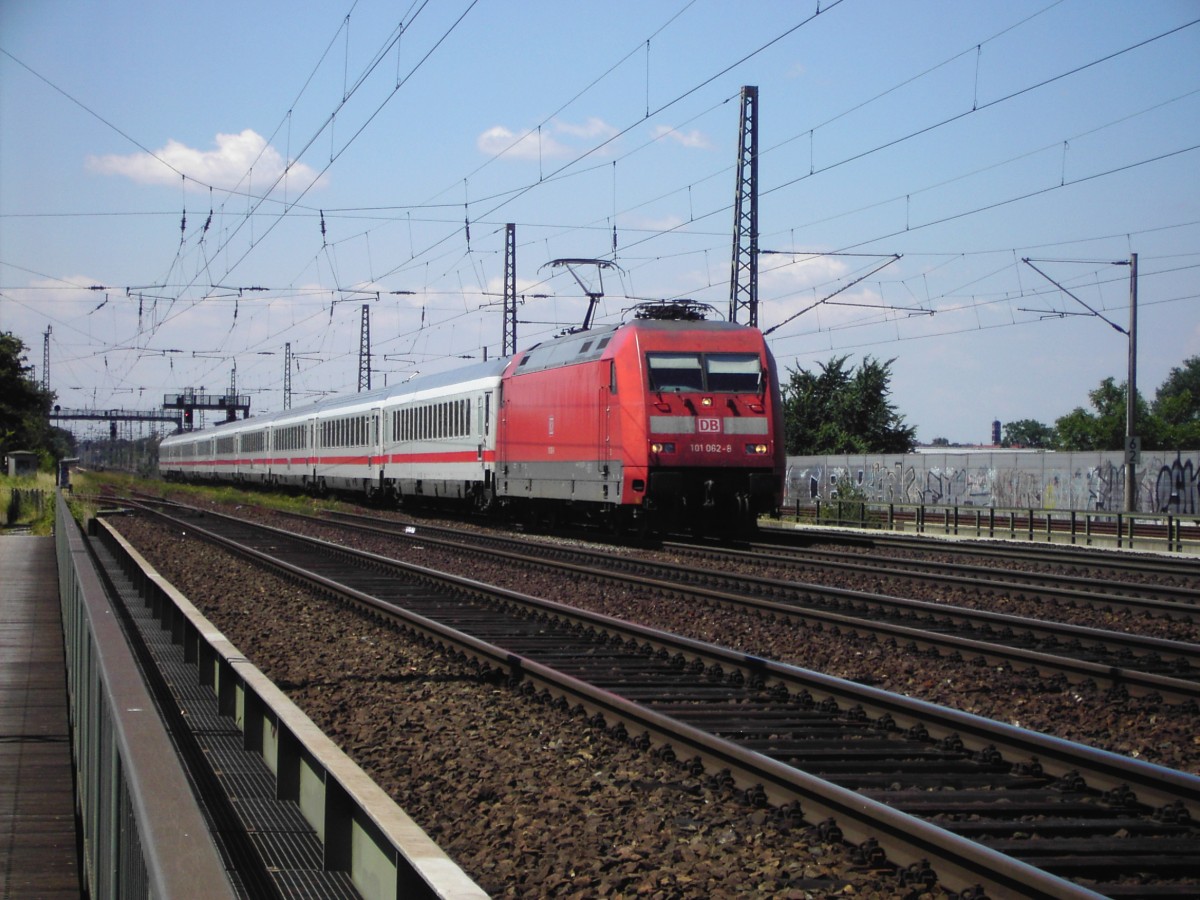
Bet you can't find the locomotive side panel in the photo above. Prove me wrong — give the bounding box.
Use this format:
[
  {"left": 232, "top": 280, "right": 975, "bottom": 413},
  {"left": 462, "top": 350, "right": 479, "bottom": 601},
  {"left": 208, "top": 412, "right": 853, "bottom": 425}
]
[{"left": 497, "top": 356, "right": 619, "bottom": 505}]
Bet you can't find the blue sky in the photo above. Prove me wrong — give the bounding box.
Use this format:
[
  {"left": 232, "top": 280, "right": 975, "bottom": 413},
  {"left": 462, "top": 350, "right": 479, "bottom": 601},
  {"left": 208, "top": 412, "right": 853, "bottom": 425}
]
[{"left": 2, "top": 0, "right": 1197, "bottom": 444}]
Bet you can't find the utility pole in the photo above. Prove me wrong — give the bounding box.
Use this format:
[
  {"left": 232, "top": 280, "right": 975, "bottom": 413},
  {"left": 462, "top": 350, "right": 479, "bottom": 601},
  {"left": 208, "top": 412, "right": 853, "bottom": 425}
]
[
  {"left": 1021, "top": 255, "right": 1140, "bottom": 512},
  {"left": 1124, "top": 252, "right": 1139, "bottom": 514},
  {"left": 358, "top": 304, "right": 371, "bottom": 392},
  {"left": 729, "top": 85, "right": 759, "bottom": 326},
  {"left": 283, "top": 342, "right": 292, "bottom": 410},
  {"left": 503, "top": 223, "right": 517, "bottom": 356}
]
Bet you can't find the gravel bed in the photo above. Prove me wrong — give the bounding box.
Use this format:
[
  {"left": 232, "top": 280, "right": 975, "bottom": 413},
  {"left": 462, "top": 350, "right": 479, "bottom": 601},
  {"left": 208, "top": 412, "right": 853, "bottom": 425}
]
[
  {"left": 114, "top": 513, "right": 945, "bottom": 899},
  {"left": 236, "top": 505, "right": 1200, "bottom": 774}
]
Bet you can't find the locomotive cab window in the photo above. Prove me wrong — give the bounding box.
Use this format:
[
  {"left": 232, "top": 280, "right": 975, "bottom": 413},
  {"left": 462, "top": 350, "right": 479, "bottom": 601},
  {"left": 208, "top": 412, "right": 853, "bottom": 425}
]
[
  {"left": 647, "top": 352, "right": 762, "bottom": 393},
  {"left": 647, "top": 353, "right": 704, "bottom": 392},
  {"left": 706, "top": 353, "right": 762, "bottom": 393}
]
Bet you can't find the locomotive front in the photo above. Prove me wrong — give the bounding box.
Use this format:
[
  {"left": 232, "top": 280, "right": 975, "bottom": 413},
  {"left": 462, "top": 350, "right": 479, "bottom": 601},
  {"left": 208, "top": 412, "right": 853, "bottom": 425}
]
[{"left": 616, "top": 312, "right": 784, "bottom": 534}]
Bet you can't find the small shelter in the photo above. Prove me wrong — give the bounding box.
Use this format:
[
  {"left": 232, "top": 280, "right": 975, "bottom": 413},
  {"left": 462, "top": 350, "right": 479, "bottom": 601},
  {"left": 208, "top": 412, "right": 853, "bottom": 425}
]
[{"left": 5, "top": 451, "right": 39, "bottom": 478}]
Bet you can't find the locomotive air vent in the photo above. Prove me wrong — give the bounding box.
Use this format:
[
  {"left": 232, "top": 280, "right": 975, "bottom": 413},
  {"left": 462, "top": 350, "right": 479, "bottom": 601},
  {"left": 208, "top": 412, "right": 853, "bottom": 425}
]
[{"left": 631, "top": 300, "right": 716, "bottom": 321}]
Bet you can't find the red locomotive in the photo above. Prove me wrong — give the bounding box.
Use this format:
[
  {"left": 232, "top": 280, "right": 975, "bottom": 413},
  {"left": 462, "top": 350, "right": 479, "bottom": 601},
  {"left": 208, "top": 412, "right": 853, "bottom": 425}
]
[{"left": 160, "top": 301, "right": 784, "bottom": 535}]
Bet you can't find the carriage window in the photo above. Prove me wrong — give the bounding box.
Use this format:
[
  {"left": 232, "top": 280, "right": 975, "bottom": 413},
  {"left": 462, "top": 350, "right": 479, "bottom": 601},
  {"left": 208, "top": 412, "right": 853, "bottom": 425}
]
[
  {"left": 706, "top": 354, "right": 762, "bottom": 392},
  {"left": 646, "top": 353, "right": 703, "bottom": 392}
]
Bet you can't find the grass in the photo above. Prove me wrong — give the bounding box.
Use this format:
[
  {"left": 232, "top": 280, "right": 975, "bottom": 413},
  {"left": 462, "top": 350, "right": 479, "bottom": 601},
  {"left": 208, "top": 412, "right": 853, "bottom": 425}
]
[
  {"left": 0, "top": 471, "right": 57, "bottom": 535},
  {"left": 74, "top": 469, "right": 351, "bottom": 518}
]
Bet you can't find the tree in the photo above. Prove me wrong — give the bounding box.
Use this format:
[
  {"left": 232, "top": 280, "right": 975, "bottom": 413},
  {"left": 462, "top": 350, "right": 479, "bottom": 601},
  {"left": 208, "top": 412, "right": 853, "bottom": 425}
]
[
  {"left": 0, "top": 331, "right": 62, "bottom": 467},
  {"left": 1052, "top": 377, "right": 1164, "bottom": 451},
  {"left": 781, "top": 354, "right": 917, "bottom": 455},
  {"left": 1153, "top": 355, "right": 1200, "bottom": 447},
  {"left": 1001, "top": 419, "right": 1055, "bottom": 449}
]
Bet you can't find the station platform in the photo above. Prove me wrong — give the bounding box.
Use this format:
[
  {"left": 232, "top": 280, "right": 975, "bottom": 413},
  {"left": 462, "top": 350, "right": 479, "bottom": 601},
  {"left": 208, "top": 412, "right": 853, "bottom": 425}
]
[{"left": 0, "top": 535, "right": 83, "bottom": 897}]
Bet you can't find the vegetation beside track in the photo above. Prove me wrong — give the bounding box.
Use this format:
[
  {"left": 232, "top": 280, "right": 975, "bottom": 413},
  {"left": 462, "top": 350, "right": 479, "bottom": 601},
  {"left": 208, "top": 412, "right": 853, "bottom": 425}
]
[{"left": 1, "top": 471, "right": 56, "bottom": 534}]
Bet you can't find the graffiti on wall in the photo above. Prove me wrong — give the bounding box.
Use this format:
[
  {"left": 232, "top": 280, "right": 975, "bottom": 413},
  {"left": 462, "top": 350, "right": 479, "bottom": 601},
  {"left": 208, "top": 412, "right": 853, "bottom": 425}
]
[
  {"left": 1154, "top": 453, "right": 1196, "bottom": 514},
  {"left": 785, "top": 450, "right": 1200, "bottom": 515}
]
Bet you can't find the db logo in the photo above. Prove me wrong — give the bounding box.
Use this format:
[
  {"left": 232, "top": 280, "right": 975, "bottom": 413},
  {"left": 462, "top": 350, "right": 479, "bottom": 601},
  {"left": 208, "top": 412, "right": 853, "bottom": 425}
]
[{"left": 698, "top": 417, "right": 721, "bottom": 433}]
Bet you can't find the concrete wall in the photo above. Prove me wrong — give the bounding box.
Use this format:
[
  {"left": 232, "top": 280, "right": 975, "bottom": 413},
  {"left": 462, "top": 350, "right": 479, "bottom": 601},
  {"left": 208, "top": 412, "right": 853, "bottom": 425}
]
[{"left": 783, "top": 449, "right": 1199, "bottom": 515}]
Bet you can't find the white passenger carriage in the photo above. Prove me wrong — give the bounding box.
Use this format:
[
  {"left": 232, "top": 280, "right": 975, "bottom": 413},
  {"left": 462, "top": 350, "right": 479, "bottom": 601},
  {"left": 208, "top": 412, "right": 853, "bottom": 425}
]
[{"left": 160, "top": 359, "right": 507, "bottom": 507}]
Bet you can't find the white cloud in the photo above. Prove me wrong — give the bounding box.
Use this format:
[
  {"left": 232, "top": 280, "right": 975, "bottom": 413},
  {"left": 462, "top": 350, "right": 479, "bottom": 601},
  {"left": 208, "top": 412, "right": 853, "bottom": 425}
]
[
  {"left": 476, "top": 117, "right": 618, "bottom": 161},
  {"left": 554, "top": 117, "right": 618, "bottom": 141},
  {"left": 85, "top": 129, "right": 325, "bottom": 194},
  {"left": 650, "top": 125, "right": 712, "bottom": 150},
  {"left": 476, "top": 125, "right": 555, "bottom": 160}
]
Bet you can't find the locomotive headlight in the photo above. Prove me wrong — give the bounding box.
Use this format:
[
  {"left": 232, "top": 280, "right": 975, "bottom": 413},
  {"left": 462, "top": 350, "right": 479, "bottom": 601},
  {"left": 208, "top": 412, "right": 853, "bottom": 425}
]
[
  {"left": 745, "top": 443, "right": 768, "bottom": 454},
  {"left": 651, "top": 442, "right": 676, "bottom": 454},
  {"left": 701, "top": 396, "right": 713, "bottom": 407}
]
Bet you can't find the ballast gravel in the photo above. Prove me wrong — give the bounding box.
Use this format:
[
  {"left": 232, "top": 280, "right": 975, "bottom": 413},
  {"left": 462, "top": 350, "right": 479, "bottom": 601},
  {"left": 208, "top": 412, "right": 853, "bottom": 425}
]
[{"left": 115, "top": 514, "right": 944, "bottom": 899}]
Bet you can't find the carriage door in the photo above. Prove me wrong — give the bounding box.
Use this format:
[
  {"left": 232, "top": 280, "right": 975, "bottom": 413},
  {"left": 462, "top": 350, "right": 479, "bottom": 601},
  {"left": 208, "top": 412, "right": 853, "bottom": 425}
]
[
  {"left": 371, "top": 408, "right": 383, "bottom": 488},
  {"left": 599, "top": 360, "right": 615, "bottom": 486}
]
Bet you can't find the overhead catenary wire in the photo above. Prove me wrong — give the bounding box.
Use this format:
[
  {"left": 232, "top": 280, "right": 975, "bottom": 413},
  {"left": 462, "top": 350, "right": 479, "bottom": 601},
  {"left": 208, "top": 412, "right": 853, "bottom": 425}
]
[{"left": 5, "top": 3, "right": 1196, "bottom": 419}]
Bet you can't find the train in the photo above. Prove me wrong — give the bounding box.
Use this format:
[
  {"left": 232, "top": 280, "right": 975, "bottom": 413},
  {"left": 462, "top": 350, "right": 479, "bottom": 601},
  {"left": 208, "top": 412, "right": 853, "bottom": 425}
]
[{"left": 159, "top": 301, "right": 786, "bottom": 535}]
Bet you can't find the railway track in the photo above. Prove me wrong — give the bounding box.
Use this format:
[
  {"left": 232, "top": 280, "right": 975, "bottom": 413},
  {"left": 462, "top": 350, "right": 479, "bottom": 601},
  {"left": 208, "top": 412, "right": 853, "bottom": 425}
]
[
  {"left": 278, "top": 508, "right": 1200, "bottom": 703},
  {"left": 759, "top": 522, "right": 1200, "bottom": 583},
  {"left": 122, "top": 499, "right": 1200, "bottom": 898},
  {"left": 673, "top": 538, "right": 1200, "bottom": 609},
  {"left": 310, "top": 507, "right": 1200, "bottom": 615}
]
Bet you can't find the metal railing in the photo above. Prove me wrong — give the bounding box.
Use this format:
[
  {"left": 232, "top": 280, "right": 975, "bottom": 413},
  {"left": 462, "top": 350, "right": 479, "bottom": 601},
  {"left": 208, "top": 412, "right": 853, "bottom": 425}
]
[
  {"left": 782, "top": 499, "right": 1200, "bottom": 555},
  {"left": 92, "top": 509, "right": 488, "bottom": 900},
  {"left": 55, "top": 491, "right": 236, "bottom": 897}
]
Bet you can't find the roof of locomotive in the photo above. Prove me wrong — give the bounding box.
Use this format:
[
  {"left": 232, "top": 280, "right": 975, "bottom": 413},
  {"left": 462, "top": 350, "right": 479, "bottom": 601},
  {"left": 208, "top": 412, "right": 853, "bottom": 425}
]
[{"left": 510, "top": 315, "right": 762, "bottom": 377}]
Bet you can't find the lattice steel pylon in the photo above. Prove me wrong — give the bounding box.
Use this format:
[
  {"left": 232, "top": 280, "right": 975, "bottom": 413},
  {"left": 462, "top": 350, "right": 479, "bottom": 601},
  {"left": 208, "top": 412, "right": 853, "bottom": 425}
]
[
  {"left": 358, "top": 304, "right": 371, "bottom": 392},
  {"left": 503, "top": 223, "right": 517, "bottom": 356},
  {"left": 728, "top": 85, "right": 759, "bottom": 326},
  {"left": 42, "top": 325, "right": 51, "bottom": 393},
  {"left": 283, "top": 342, "right": 292, "bottom": 410}
]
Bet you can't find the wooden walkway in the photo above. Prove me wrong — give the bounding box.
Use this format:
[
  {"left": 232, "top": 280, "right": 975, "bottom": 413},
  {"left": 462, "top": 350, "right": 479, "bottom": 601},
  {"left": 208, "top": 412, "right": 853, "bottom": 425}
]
[{"left": 0, "top": 535, "right": 82, "bottom": 898}]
